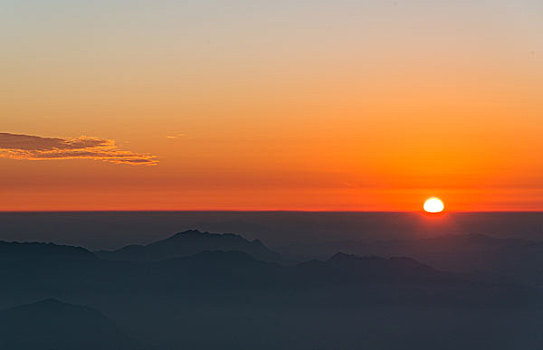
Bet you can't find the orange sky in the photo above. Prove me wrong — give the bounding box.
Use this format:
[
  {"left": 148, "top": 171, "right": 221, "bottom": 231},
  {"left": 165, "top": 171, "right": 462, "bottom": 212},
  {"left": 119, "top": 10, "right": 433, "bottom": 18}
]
[{"left": 2, "top": 0, "right": 543, "bottom": 211}]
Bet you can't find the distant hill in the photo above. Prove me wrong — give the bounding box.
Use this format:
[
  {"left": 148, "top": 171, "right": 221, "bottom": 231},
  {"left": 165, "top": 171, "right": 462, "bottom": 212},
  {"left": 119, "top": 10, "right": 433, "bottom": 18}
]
[
  {"left": 291, "top": 252, "right": 461, "bottom": 286},
  {"left": 96, "top": 229, "right": 281, "bottom": 262},
  {"left": 0, "top": 299, "right": 128, "bottom": 350},
  {"left": 281, "top": 233, "right": 543, "bottom": 285},
  {"left": 0, "top": 241, "right": 96, "bottom": 261}
]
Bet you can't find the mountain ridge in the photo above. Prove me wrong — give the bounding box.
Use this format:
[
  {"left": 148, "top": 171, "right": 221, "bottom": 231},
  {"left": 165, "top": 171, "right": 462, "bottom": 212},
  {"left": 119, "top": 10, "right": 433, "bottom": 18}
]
[{"left": 96, "top": 229, "right": 281, "bottom": 262}]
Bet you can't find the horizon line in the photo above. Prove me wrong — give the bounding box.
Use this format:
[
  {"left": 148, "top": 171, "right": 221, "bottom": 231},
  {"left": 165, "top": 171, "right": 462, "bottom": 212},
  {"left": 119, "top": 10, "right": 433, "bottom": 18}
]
[{"left": 1, "top": 210, "right": 543, "bottom": 214}]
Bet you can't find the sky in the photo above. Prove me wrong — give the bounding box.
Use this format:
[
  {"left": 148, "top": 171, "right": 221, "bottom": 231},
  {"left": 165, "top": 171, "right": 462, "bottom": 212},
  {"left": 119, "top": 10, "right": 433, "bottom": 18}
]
[{"left": 1, "top": 0, "right": 542, "bottom": 211}]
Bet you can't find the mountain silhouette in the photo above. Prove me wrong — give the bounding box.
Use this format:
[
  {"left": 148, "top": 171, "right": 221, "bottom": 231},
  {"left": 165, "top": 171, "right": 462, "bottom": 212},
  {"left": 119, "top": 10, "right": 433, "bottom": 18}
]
[
  {"left": 0, "top": 235, "right": 538, "bottom": 350},
  {"left": 292, "top": 252, "right": 461, "bottom": 286},
  {"left": 0, "top": 241, "right": 96, "bottom": 261},
  {"left": 281, "top": 233, "right": 543, "bottom": 285},
  {"left": 354, "top": 234, "right": 543, "bottom": 284},
  {"left": 0, "top": 299, "right": 128, "bottom": 350},
  {"left": 96, "top": 229, "right": 280, "bottom": 262},
  {"left": 0, "top": 235, "right": 532, "bottom": 304}
]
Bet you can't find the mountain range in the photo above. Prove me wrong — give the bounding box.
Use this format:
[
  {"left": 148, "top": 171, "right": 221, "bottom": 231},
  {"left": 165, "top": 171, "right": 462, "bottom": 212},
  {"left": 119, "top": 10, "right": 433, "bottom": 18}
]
[{"left": 0, "top": 230, "right": 541, "bottom": 349}]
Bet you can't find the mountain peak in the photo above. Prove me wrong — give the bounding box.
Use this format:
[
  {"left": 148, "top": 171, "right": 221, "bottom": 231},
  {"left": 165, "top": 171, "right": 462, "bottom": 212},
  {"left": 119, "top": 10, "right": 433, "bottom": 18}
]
[
  {"left": 97, "top": 230, "right": 281, "bottom": 262},
  {"left": 330, "top": 252, "right": 353, "bottom": 258},
  {"left": 172, "top": 229, "right": 206, "bottom": 237},
  {"left": 166, "top": 230, "right": 248, "bottom": 243},
  {"left": 329, "top": 252, "right": 355, "bottom": 261}
]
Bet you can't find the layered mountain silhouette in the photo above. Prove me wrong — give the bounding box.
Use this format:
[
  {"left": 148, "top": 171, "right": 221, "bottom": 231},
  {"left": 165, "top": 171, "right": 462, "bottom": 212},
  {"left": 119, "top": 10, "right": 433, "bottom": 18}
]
[
  {"left": 0, "top": 230, "right": 540, "bottom": 350},
  {"left": 0, "top": 236, "right": 534, "bottom": 302},
  {"left": 96, "top": 229, "right": 281, "bottom": 262},
  {"left": 1, "top": 213, "right": 543, "bottom": 349},
  {"left": 0, "top": 299, "right": 128, "bottom": 350}
]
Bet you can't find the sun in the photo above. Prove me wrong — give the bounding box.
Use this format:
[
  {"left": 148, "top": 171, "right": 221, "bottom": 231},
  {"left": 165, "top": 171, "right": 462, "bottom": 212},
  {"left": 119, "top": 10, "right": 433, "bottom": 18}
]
[{"left": 423, "top": 197, "right": 444, "bottom": 213}]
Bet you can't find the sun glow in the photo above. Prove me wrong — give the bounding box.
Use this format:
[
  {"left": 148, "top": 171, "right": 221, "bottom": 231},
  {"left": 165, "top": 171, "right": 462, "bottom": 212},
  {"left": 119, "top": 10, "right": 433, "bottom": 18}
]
[{"left": 423, "top": 197, "right": 444, "bottom": 213}]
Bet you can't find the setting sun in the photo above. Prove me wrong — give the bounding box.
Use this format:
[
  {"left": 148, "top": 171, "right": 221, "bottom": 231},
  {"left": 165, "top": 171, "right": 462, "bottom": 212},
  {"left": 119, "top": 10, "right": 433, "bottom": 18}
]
[{"left": 423, "top": 197, "right": 445, "bottom": 213}]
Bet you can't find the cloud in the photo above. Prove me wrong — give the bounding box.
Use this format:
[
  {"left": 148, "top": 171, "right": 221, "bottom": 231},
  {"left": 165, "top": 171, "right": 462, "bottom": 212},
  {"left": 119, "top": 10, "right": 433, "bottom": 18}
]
[
  {"left": 0, "top": 133, "right": 158, "bottom": 165},
  {"left": 166, "top": 133, "right": 185, "bottom": 140}
]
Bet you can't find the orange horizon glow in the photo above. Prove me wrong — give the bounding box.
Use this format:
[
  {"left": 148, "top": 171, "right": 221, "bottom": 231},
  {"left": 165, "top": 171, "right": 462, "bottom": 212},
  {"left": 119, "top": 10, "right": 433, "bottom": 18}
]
[{"left": 1, "top": 186, "right": 542, "bottom": 212}]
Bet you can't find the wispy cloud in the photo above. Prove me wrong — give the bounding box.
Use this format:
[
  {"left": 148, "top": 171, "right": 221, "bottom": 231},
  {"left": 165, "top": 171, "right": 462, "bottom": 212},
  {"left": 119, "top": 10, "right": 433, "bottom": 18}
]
[
  {"left": 0, "top": 133, "right": 158, "bottom": 165},
  {"left": 166, "top": 133, "right": 185, "bottom": 140}
]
